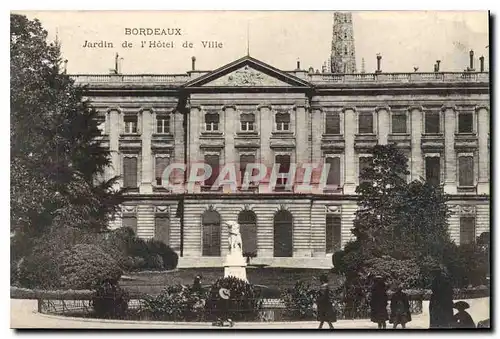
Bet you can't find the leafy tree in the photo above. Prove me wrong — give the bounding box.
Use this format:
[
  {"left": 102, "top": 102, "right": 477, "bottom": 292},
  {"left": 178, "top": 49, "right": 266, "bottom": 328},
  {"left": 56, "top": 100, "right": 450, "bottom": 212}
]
[{"left": 10, "top": 15, "right": 122, "bottom": 253}]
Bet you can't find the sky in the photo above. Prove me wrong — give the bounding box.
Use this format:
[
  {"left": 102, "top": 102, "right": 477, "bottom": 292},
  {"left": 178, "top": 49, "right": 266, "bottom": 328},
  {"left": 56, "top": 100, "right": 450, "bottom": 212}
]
[{"left": 13, "top": 11, "right": 490, "bottom": 74}]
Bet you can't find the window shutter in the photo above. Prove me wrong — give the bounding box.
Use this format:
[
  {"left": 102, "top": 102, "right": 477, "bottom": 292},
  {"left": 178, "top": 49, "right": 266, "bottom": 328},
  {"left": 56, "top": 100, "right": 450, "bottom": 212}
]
[
  {"left": 123, "top": 157, "right": 138, "bottom": 188},
  {"left": 459, "top": 156, "right": 474, "bottom": 186},
  {"left": 325, "top": 113, "right": 340, "bottom": 134},
  {"left": 460, "top": 216, "right": 475, "bottom": 245},
  {"left": 359, "top": 113, "right": 373, "bottom": 134},
  {"left": 392, "top": 114, "right": 407, "bottom": 134},
  {"left": 425, "top": 157, "right": 441, "bottom": 186},
  {"left": 155, "top": 157, "right": 170, "bottom": 185},
  {"left": 458, "top": 113, "right": 473, "bottom": 133},
  {"left": 425, "top": 113, "right": 440, "bottom": 134},
  {"left": 326, "top": 214, "right": 341, "bottom": 253},
  {"left": 326, "top": 157, "right": 341, "bottom": 186},
  {"left": 154, "top": 216, "right": 170, "bottom": 244}
]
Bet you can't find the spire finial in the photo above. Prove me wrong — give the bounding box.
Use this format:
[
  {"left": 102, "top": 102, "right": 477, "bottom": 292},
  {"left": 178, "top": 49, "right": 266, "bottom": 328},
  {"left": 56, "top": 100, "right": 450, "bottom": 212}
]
[{"left": 246, "top": 22, "right": 250, "bottom": 56}]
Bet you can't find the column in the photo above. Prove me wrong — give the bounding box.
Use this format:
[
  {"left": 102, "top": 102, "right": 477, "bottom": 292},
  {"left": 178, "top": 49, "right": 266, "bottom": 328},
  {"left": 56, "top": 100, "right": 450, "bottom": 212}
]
[
  {"left": 140, "top": 109, "right": 153, "bottom": 194},
  {"left": 477, "top": 106, "right": 490, "bottom": 194},
  {"left": 343, "top": 107, "right": 357, "bottom": 194},
  {"left": 295, "top": 103, "right": 309, "bottom": 190},
  {"left": 410, "top": 106, "right": 423, "bottom": 181},
  {"left": 108, "top": 109, "right": 121, "bottom": 190},
  {"left": 443, "top": 106, "right": 457, "bottom": 194},
  {"left": 377, "top": 106, "right": 390, "bottom": 145}
]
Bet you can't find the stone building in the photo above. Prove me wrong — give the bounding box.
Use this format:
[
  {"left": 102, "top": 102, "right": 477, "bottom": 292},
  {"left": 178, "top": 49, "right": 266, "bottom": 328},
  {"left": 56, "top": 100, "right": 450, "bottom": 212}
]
[{"left": 73, "top": 54, "right": 490, "bottom": 268}]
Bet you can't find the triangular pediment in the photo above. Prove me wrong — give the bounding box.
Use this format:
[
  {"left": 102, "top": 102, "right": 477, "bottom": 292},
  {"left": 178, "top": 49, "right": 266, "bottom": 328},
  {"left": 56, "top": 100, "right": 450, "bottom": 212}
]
[{"left": 183, "top": 56, "right": 312, "bottom": 89}]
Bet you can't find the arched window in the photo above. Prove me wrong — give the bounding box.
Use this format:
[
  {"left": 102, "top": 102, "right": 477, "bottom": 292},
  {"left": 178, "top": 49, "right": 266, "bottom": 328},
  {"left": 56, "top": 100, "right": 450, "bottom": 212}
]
[
  {"left": 238, "top": 210, "right": 257, "bottom": 256},
  {"left": 202, "top": 210, "right": 221, "bottom": 256},
  {"left": 273, "top": 210, "right": 293, "bottom": 257}
]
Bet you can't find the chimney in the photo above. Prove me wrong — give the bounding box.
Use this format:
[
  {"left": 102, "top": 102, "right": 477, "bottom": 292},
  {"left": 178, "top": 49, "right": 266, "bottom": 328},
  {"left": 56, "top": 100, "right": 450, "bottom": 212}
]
[
  {"left": 479, "top": 56, "right": 485, "bottom": 72},
  {"left": 469, "top": 50, "right": 475, "bottom": 71},
  {"left": 296, "top": 59, "right": 301, "bottom": 70},
  {"left": 191, "top": 56, "right": 196, "bottom": 71},
  {"left": 376, "top": 54, "right": 382, "bottom": 73},
  {"left": 436, "top": 60, "right": 441, "bottom": 72}
]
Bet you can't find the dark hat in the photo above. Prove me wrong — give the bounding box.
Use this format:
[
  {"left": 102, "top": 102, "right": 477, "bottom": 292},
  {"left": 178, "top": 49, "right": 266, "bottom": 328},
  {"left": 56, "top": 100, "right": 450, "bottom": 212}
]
[{"left": 454, "top": 301, "right": 470, "bottom": 310}]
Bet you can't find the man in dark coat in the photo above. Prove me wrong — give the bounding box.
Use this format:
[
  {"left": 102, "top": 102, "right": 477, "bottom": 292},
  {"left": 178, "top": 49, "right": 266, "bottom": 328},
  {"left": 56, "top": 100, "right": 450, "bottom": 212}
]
[
  {"left": 370, "top": 276, "right": 388, "bottom": 329},
  {"left": 429, "top": 270, "right": 454, "bottom": 328},
  {"left": 453, "top": 301, "right": 475, "bottom": 329},
  {"left": 390, "top": 286, "right": 412, "bottom": 329},
  {"left": 316, "top": 274, "right": 336, "bottom": 329}
]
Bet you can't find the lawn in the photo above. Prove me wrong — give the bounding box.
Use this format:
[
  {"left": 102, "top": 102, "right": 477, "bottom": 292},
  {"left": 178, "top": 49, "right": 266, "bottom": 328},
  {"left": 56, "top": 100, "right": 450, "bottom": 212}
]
[{"left": 120, "top": 267, "right": 343, "bottom": 298}]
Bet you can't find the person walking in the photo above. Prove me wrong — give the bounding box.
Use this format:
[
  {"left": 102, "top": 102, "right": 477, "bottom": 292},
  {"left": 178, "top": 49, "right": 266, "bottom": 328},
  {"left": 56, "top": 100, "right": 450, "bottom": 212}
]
[
  {"left": 370, "top": 276, "right": 388, "bottom": 329},
  {"left": 316, "top": 274, "right": 336, "bottom": 329},
  {"left": 452, "top": 301, "right": 475, "bottom": 328},
  {"left": 429, "top": 269, "right": 454, "bottom": 328},
  {"left": 390, "top": 285, "right": 412, "bottom": 329}
]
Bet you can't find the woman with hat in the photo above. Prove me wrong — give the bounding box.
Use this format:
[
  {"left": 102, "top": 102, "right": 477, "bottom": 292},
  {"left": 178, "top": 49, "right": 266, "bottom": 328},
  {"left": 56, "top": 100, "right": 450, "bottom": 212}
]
[
  {"left": 453, "top": 301, "right": 475, "bottom": 328},
  {"left": 370, "top": 275, "right": 389, "bottom": 329},
  {"left": 429, "top": 269, "right": 454, "bottom": 328},
  {"left": 315, "top": 274, "right": 337, "bottom": 329},
  {"left": 389, "top": 285, "right": 411, "bottom": 329}
]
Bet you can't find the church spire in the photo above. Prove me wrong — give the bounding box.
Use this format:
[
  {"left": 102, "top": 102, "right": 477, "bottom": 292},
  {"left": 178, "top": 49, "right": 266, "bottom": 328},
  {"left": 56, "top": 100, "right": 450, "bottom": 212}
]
[{"left": 330, "top": 12, "right": 357, "bottom": 73}]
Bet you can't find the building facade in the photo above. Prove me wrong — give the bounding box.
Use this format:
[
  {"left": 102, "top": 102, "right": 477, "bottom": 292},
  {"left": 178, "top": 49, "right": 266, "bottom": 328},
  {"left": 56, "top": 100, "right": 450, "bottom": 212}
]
[{"left": 73, "top": 55, "right": 490, "bottom": 268}]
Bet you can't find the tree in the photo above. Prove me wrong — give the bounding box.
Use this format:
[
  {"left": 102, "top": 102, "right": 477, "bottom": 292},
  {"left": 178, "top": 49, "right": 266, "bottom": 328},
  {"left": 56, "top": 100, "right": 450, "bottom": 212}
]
[{"left": 10, "top": 14, "right": 122, "bottom": 251}]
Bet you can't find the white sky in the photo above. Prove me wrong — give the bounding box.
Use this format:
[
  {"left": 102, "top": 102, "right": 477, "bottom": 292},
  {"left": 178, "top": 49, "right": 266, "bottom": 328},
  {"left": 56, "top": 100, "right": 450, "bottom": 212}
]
[{"left": 14, "top": 11, "right": 489, "bottom": 74}]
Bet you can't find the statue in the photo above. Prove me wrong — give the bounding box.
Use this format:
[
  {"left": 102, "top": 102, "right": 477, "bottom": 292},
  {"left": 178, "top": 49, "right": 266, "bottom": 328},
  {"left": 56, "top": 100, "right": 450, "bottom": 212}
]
[{"left": 226, "top": 221, "right": 243, "bottom": 256}]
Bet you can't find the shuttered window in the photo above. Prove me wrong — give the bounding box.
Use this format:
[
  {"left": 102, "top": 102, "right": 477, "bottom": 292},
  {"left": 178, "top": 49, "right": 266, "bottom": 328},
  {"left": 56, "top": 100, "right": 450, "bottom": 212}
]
[
  {"left": 425, "top": 113, "right": 440, "bottom": 134},
  {"left": 458, "top": 156, "right": 474, "bottom": 186},
  {"left": 359, "top": 157, "right": 372, "bottom": 184},
  {"left": 204, "top": 154, "right": 220, "bottom": 187},
  {"left": 326, "top": 157, "right": 341, "bottom": 186},
  {"left": 202, "top": 211, "right": 221, "bottom": 256},
  {"left": 326, "top": 214, "right": 342, "bottom": 253},
  {"left": 123, "top": 157, "right": 138, "bottom": 188},
  {"left": 240, "top": 154, "right": 256, "bottom": 185},
  {"left": 392, "top": 114, "right": 407, "bottom": 134},
  {"left": 460, "top": 216, "right": 476, "bottom": 245},
  {"left": 273, "top": 210, "right": 293, "bottom": 257},
  {"left": 238, "top": 211, "right": 257, "bottom": 255},
  {"left": 458, "top": 112, "right": 474, "bottom": 133},
  {"left": 155, "top": 157, "right": 170, "bottom": 186},
  {"left": 325, "top": 113, "right": 340, "bottom": 134},
  {"left": 358, "top": 113, "right": 373, "bottom": 134},
  {"left": 154, "top": 216, "right": 170, "bottom": 245},
  {"left": 122, "top": 216, "right": 137, "bottom": 235},
  {"left": 425, "top": 157, "right": 441, "bottom": 186}
]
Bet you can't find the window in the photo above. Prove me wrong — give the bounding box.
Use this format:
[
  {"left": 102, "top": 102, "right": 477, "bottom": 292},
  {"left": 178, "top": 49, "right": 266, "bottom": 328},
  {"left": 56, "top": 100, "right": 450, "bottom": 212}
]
[
  {"left": 325, "top": 113, "right": 341, "bottom": 134},
  {"left": 124, "top": 116, "right": 138, "bottom": 134},
  {"left": 458, "top": 156, "right": 474, "bottom": 186},
  {"left": 275, "top": 113, "right": 290, "bottom": 131},
  {"left": 154, "top": 216, "right": 170, "bottom": 245},
  {"left": 205, "top": 113, "right": 219, "bottom": 131},
  {"left": 325, "top": 157, "right": 341, "bottom": 187},
  {"left": 275, "top": 154, "right": 291, "bottom": 188},
  {"left": 425, "top": 112, "right": 440, "bottom": 134},
  {"left": 204, "top": 154, "right": 220, "bottom": 188},
  {"left": 392, "top": 114, "right": 407, "bottom": 134},
  {"left": 122, "top": 215, "right": 137, "bottom": 234},
  {"left": 238, "top": 210, "right": 257, "bottom": 255},
  {"left": 240, "top": 113, "right": 255, "bottom": 131},
  {"left": 359, "top": 156, "right": 372, "bottom": 184},
  {"left": 156, "top": 115, "right": 170, "bottom": 134},
  {"left": 358, "top": 113, "right": 373, "bottom": 134},
  {"left": 202, "top": 210, "right": 221, "bottom": 256},
  {"left": 273, "top": 210, "right": 293, "bottom": 257},
  {"left": 460, "top": 216, "right": 476, "bottom": 245},
  {"left": 123, "top": 157, "right": 138, "bottom": 188},
  {"left": 425, "top": 156, "right": 441, "bottom": 186},
  {"left": 326, "top": 214, "right": 341, "bottom": 253},
  {"left": 240, "top": 154, "right": 256, "bottom": 185},
  {"left": 458, "top": 112, "right": 474, "bottom": 133},
  {"left": 155, "top": 157, "right": 170, "bottom": 186}
]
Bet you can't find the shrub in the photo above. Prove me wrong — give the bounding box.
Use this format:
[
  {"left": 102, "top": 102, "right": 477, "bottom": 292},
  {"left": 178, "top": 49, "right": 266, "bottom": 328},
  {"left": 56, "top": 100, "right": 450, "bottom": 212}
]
[
  {"left": 91, "top": 281, "right": 129, "bottom": 319},
  {"left": 142, "top": 285, "right": 206, "bottom": 321},
  {"left": 59, "top": 244, "right": 123, "bottom": 289},
  {"left": 281, "top": 280, "right": 317, "bottom": 320},
  {"left": 445, "top": 242, "right": 490, "bottom": 288},
  {"left": 207, "top": 276, "right": 261, "bottom": 322},
  {"left": 361, "top": 256, "right": 421, "bottom": 289},
  {"left": 18, "top": 247, "right": 62, "bottom": 289},
  {"left": 145, "top": 239, "right": 179, "bottom": 270}
]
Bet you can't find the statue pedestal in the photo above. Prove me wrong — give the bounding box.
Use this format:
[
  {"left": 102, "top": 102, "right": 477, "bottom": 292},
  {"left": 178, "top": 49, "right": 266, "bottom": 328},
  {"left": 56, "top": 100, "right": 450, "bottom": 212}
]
[{"left": 223, "top": 253, "right": 248, "bottom": 282}]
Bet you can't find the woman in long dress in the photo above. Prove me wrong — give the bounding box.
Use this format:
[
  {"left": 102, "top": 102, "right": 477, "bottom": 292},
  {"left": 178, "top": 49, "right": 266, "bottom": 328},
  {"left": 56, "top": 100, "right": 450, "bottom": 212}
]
[
  {"left": 429, "top": 270, "right": 454, "bottom": 328},
  {"left": 316, "top": 274, "right": 336, "bottom": 329},
  {"left": 370, "top": 276, "right": 388, "bottom": 329}
]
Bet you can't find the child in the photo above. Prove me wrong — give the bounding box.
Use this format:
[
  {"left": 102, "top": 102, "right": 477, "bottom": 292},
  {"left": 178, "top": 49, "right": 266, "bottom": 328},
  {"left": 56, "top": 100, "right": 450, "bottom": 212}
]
[
  {"left": 453, "top": 301, "right": 475, "bottom": 328},
  {"left": 390, "top": 286, "right": 412, "bottom": 329}
]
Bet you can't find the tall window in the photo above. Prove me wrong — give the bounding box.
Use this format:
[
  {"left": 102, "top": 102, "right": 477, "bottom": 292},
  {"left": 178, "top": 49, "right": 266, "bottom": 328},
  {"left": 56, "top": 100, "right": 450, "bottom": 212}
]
[
  {"left": 358, "top": 156, "right": 372, "bottom": 184},
  {"left": 204, "top": 154, "right": 220, "bottom": 188},
  {"left": 238, "top": 210, "right": 257, "bottom": 255},
  {"left": 123, "top": 157, "right": 138, "bottom": 188},
  {"left": 425, "top": 156, "right": 441, "bottom": 186},
  {"left": 273, "top": 210, "right": 293, "bottom": 257},
  {"left": 240, "top": 113, "right": 255, "bottom": 131},
  {"left": 425, "top": 112, "right": 440, "bottom": 134},
  {"left": 325, "top": 113, "right": 341, "bottom": 134},
  {"left": 122, "top": 215, "right": 137, "bottom": 234},
  {"left": 202, "top": 210, "right": 221, "bottom": 256},
  {"left": 205, "top": 113, "right": 219, "bottom": 131},
  {"left": 155, "top": 157, "right": 170, "bottom": 186},
  {"left": 392, "top": 113, "right": 407, "bottom": 134},
  {"left": 358, "top": 112, "right": 373, "bottom": 134},
  {"left": 240, "top": 154, "right": 256, "bottom": 185},
  {"left": 325, "top": 157, "right": 341, "bottom": 187},
  {"left": 275, "top": 113, "right": 290, "bottom": 131},
  {"left": 156, "top": 115, "right": 170, "bottom": 134},
  {"left": 154, "top": 216, "right": 170, "bottom": 245},
  {"left": 460, "top": 215, "right": 476, "bottom": 245},
  {"left": 326, "top": 214, "right": 341, "bottom": 253},
  {"left": 458, "top": 112, "right": 474, "bottom": 133},
  {"left": 275, "top": 154, "right": 291, "bottom": 188},
  {"left": 124, "top": 116, "right": 138, "bottom": 134},
  {"left": 458, "top": 156, "right": 474, "bottom": 186}
]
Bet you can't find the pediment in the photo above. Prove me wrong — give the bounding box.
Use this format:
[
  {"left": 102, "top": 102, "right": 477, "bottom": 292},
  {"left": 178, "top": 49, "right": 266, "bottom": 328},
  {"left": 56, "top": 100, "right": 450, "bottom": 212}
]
[{"left": 183, "top": 56, "right": 312, "bottom": 89}]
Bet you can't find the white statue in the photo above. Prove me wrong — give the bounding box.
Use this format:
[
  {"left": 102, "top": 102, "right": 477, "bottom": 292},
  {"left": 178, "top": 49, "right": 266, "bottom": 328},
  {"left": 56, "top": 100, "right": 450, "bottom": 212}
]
[{"left": 226, "top": 221, "right": 243, "bottom": 256}]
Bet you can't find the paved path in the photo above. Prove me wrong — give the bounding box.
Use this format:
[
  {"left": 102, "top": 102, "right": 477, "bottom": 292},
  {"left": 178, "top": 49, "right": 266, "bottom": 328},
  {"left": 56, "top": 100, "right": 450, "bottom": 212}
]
[{"left": 10, "top": 298, "right": 490, "bottom": 329}]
